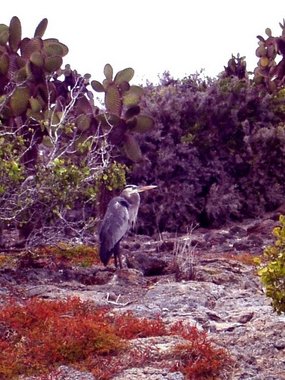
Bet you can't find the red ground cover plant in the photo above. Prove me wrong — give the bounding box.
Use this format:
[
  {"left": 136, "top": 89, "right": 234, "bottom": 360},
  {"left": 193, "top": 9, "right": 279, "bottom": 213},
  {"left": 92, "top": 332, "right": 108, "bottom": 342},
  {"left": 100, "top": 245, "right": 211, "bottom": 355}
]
[
  {"left": 112, "top": 310, "right": 167, "bottom": 339},
  {"left": 0, "top": 297, "right": 233, "bottom": 379},
  {"left": 170, "top": 321, "right": 233, "bottom": 379},
  {"left": 0, "top": 297, "right": 124, "bottom": 379}
]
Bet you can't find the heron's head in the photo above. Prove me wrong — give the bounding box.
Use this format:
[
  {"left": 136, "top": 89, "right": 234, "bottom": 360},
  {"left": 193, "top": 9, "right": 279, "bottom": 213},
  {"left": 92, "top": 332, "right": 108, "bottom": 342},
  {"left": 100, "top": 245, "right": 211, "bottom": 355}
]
[{"left": 121, "top": 184, "right": 157, "bottom": 197}]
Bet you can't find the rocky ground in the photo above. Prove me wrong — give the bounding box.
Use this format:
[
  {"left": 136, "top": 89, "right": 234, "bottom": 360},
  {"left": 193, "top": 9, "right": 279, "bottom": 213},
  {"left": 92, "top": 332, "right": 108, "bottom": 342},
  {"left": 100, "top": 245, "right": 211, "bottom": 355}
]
[{"left": 0, "top": 211, "right": 285, "bottom": 379}]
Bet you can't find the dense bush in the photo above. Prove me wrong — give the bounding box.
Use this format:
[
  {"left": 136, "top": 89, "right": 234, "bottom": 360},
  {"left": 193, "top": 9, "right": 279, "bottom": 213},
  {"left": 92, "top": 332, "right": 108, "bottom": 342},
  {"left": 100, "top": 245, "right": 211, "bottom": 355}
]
[
  {"left": 129, "top": 71, "right": 285, "bottom": 233},
  {"left": 128, "top": 21, "right": 285, "bottom": 234}
]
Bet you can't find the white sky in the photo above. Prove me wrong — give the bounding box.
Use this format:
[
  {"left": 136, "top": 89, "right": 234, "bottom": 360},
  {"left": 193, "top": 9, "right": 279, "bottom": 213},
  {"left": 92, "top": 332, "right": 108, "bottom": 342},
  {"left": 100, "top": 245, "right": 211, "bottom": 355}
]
[{"left": 1, "top": 1, "right": 285, "bottom": 84}]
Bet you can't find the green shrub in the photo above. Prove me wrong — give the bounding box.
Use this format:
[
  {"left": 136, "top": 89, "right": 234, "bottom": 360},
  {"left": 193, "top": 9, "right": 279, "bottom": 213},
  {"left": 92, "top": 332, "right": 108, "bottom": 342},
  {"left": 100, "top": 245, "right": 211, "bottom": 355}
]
[{"left": 258, "top": 215, "right": 285, "bottom": 314}]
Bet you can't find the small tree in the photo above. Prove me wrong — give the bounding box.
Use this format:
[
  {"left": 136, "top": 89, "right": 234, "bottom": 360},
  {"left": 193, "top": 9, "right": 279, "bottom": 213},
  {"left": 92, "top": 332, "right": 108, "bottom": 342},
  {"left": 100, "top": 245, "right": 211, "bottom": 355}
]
[{"left": 0, "top": 16, "right": 153, "bottom": 247}]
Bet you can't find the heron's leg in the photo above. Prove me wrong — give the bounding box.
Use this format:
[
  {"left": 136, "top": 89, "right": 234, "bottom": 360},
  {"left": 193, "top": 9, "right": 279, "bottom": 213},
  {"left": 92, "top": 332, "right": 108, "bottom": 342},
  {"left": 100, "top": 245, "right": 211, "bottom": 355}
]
[{"left": 113, "top": 241, "right": 122, "bottom": 269}]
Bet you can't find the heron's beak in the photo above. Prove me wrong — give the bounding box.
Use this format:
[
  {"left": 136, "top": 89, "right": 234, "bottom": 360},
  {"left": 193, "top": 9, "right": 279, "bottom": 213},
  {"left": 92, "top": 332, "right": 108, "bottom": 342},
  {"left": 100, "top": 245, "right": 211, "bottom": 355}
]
[{"left": 137, "top": 185, "right": 158, "bottom": 193}]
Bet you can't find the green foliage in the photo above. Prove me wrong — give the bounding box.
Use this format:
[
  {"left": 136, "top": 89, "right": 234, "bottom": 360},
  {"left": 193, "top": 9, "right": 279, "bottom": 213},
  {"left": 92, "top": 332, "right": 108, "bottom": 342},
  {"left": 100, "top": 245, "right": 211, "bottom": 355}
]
[
  {"left": 99, "top": 161, "right": 127, "bottom": 191},
  {"left": 38, "top": 244, "right": 100, "bottom": 267},
  {"left": 0, "top": 134, "right": 25, "bottom": 194},
  {"left": 258, "top": 215, "right": 285, "bottom": 314},
  {"left": 36, "top": 158, "right": 92, "bottom": 205},
  {"left": 271, "top": 88, "right": 285, "bottom": 117},
  {"left": 96, "top": 161, "right": 128, "bottom": 217}
]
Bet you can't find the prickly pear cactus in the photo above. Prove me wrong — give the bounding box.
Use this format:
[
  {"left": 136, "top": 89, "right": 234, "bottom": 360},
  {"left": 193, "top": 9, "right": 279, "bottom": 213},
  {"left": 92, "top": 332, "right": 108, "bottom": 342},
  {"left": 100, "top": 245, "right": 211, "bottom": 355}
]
[
  {"left": 91, "top": 64, "right": 154, "bottom": 162},
  {"left": 0, "top": 16, "right": 101, "bottom": 169},
  {"left": 0, "top": 16, "right": 69, "bottom": 118},
  {"left": 0, "top": 17, "right": 153, "bottom": 169},
  {"left": 254, "top": 19, "right": 285, "bottom": 91},
  {"left": 223, "top": 54, "right": 247, "bottom": 79}
]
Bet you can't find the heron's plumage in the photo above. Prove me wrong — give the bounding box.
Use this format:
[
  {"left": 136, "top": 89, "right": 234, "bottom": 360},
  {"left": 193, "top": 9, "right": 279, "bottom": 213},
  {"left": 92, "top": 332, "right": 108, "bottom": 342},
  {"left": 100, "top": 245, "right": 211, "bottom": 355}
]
[
  {"left": 99, "top": 197, "right": 130, "bottom": 265},
  {"left": 98, "top": 184, "right": 157, "bottom": 268}
]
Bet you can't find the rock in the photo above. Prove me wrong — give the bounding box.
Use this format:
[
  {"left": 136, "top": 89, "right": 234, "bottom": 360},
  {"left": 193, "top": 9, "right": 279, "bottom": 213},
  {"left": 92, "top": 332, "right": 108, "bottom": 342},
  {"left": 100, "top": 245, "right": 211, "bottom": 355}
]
[
  {"left": 21, "top": 365, "right": 95, "bottom": 380},
  {"left": 112, "top": 336, "right": 186, "bottom": 379},
  {"left": 247, "top": 218, "right": 277, "bottom": 235},
  {"left": 274, "top": 339, "right": 285, "bottom": 350},
  {"left": 113, "top": 367, "right": 184, "bottom": 380},
  {"left": 1, "top": 213, "right": 284, "bottom": 380},
  {"left": 126, "top": 252, "right": 168, "bottom": 275},
  {"left": 236, "top": 311, "right": 254, "bottom": 324},
  {"left": 157, "top": 240, "right": 175, "bottom": 251},
  {"left": 53, "top": 366, "right": 95, "bottom": 380},
  {"left": 233, "top": 239, "right": 252, "bottom": 251},
  {"left": 109, "top": 268, "right": 145, "bottom": 286},
  {"left": 204, "top": 231, "right": 229, "bottom": 245},
  {"left": 209, "top": 321, "right": 243, "bottom": 332},
  {"left": 229, "top": 225, "right": 248, "bottom": 237},
  {"left": 247, "top": 234, "right": 264, "bottom": 246},
  {"left": 206, "top": 311, "right": 223, "bottom": 321},
  {"left": 113, "top": 254, "right": 284, "bottom": 379}
]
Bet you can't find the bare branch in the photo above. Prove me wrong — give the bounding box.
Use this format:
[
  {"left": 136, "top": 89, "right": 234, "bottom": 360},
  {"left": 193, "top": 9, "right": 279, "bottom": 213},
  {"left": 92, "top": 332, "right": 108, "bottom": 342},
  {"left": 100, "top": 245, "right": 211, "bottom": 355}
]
[{"left": 0, "top": 73, "right": 120, "bottom": 249}]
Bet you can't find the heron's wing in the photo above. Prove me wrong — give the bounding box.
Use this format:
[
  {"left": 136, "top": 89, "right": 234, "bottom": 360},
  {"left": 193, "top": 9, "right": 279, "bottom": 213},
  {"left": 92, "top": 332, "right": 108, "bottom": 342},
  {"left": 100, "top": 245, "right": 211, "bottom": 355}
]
[{"left": 99, "top": 197, "right": 130, "bottom": 253}]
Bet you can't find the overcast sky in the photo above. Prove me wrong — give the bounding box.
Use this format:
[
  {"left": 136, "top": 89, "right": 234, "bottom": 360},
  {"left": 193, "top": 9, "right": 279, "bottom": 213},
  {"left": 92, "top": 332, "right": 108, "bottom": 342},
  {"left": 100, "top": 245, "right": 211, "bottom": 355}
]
[{"left": 1, "top": 1, "right": 285, "bottom": 84}]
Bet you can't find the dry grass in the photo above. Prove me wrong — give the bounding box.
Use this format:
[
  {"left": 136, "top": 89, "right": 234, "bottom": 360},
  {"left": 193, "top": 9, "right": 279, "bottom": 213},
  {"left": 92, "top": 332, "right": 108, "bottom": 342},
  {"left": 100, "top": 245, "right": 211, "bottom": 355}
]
[{"left": 173, "top": 225, "right": 198, "bottom": 281}]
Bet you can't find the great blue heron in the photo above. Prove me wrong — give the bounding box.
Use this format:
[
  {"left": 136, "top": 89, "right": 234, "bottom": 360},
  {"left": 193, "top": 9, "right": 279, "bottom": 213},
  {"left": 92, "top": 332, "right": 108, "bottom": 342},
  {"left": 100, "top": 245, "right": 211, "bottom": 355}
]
[{"left": 99, "top": 184, "right": 157, "bottom": 268}]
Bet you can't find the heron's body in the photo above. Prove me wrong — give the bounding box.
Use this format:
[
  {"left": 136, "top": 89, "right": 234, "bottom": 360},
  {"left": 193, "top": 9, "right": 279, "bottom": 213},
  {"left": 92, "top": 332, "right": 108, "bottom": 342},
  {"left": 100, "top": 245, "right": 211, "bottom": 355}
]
[{"left": 99, "top": 185, "right": 157, "bottom": 268}]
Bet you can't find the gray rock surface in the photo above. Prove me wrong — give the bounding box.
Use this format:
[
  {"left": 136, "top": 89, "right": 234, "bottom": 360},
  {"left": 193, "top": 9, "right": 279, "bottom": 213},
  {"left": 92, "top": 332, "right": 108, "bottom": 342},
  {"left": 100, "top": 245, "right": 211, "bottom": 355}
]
[{"left": 2, "top": 214, "right": 285, "bottom": 379}]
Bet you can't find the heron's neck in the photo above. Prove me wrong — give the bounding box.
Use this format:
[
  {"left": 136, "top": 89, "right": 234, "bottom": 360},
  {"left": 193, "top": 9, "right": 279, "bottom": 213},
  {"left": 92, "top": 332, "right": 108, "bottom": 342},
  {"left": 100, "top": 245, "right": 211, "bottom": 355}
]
[{"left": 125, "top": 192, "right": 140, "bottom": 205}]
